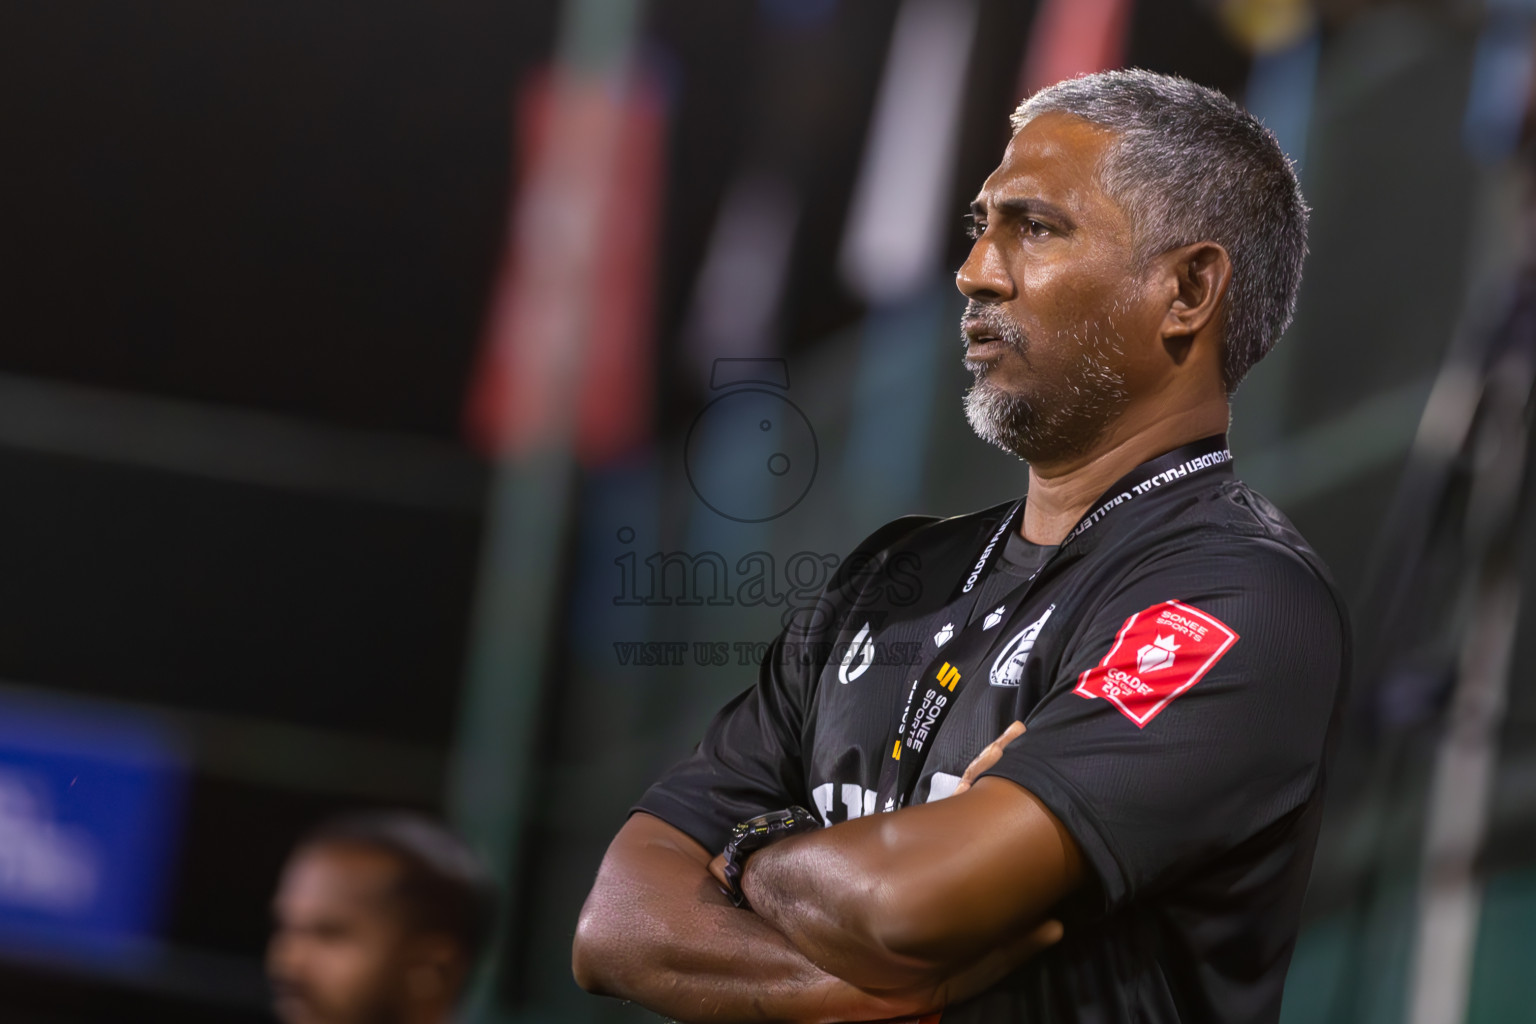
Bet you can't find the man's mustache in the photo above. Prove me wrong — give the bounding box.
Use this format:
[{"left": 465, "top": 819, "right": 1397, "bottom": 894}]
[{"left": 960, "top": 302, "right": 1027, "bottom": 350}]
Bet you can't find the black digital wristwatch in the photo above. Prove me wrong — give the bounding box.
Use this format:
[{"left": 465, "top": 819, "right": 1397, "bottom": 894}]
[{"left": 718, "top": 805, "right": 822, "bottom": 908}]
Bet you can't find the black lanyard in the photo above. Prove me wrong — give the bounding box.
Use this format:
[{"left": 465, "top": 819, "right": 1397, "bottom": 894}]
[{"left": 872, "top": 436, "right": 1233, "bottom": 811}]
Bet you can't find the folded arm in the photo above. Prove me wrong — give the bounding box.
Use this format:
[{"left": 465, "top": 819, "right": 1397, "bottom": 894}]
[
  {"left": 572, "top": 810, "right": 1060, "bottom": 1023},
  {"left": 739, "top": 775, "right": 1084, "bottom": 991}
]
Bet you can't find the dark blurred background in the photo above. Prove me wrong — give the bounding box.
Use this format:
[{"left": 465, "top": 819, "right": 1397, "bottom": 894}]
[{"left": 0, "top": 0, "right": 1532, "bottom": 1021}]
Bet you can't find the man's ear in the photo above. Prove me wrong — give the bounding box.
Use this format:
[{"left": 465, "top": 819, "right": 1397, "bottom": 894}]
[{"left": 1157, "top": 241, "right": 1232, "bottom": 355}]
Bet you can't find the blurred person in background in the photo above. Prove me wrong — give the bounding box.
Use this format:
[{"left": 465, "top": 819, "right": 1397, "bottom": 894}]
[
  {"left": 267, "top": 812, "right": 496, "bottom": 1024},
  {"left": 574, "top": 70, "right": 1348, "bottom": 1023}
]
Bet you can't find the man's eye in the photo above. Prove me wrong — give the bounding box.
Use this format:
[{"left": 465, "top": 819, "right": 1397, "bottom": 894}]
[
  {"left": 1024, "top": 219, "right": 1051, "bottom": 237},
  {"left": 965, "top": 218, "right": 984, "bottom": 240}
]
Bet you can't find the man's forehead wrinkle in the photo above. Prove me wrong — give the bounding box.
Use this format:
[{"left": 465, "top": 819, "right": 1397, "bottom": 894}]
[
  {"left": 975, "top": 169, "right": 1108, "bottom": 232},
  {"left": 974, "top": 118, "right": 1122, "bottom": 227},
  {"left": 973, "top": 161, "right": 1083, "bottom": 218}
]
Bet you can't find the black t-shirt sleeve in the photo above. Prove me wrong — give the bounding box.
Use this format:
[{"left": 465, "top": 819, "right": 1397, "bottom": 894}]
[
  {"left": 980, "top": 536, "right": 1347, "bottom": 912},
  {"left": 632, "top": 514, "right": 941, "bottom": 854},
  {"left": 630, "top": 628, "right": 813, "bottom": 854}
]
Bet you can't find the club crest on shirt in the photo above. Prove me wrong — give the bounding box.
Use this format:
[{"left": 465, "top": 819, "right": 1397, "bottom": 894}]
[
  {"left": 933, "top": 622, "right": 954, "bottom": 647},
  {"left": 983, "top": 606, "right": 1006, "bottom": 630},
  {"left": 838, "top": 621, "right": 876, "bottom": 685},
  {"left": 1075, "top": 600, "right": 1238, "bottom": 727},
  {"left": 989, "top": 604, "right": 1055, "bottom": 687}
]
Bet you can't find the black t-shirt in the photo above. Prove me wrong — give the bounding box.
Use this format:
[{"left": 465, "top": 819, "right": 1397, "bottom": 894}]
[
  {"left": 998, "top": 530, "right": 1056, "bottom": 579},
  {"left": 634, "top": 437, "right": 1350, "bottom": 1023}
]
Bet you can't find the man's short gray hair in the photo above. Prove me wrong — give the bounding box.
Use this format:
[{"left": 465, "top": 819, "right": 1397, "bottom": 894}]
[{"left": 1012, "top": 69, "right": 1308, "bottom": 393}]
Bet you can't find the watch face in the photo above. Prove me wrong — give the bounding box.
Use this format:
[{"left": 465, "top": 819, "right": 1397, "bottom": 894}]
[{"left": 731, "top": 807, "right": 820, "bottom": 856}]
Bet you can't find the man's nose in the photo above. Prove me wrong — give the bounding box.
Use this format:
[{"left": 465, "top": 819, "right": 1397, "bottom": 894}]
[{"left": 955, "top": 237, "right": 1014, "bottom": 302}]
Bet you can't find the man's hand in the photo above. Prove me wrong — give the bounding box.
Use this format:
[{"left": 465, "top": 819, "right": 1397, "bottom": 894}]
[{"left": 952, "top": 720, "right": 1026, "bottom": 796}]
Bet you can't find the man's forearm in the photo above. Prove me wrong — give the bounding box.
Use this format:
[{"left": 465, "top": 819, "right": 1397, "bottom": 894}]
[
  {"left": 740, "top": 778, "right": 1080, "bottom": 990},
  {"left": 573, "top": 813, "right": 944, "bottom": 1023},
  {"left": 740, "top": 815, "right": 942, "bottom": 991},
  {"left": 575, "top": 868, "right": 891, "bottom": 1023}
]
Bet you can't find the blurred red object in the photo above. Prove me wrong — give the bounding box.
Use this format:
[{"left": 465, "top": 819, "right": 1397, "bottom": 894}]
[
  {"left": 466, "top": 66, "right": 666, "bottom": 465},
  {"left": 1020, "top": 0, "right": 1132, "bottom": 96}
]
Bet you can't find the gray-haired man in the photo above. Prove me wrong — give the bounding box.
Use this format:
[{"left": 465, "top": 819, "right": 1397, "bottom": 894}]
[{"left": 574, "top": 69, "right": 1346, "bottom": 1024}]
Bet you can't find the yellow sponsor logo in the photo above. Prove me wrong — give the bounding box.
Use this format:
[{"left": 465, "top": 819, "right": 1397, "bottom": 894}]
[
  {"left": 892, "top": 741, "right": 902, "bottom": 760},
  {"left": 937, "top": 662, "right": 961, "bottom": 691}
]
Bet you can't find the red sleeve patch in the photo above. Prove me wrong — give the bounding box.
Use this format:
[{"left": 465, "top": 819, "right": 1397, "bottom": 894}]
[{"left": 1074, "top": 600, "right": 1239, "bottom": 728}]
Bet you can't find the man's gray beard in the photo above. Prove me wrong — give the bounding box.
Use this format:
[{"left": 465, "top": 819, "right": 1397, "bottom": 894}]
[{"left": 962, "top": 306, "right": 1131, "bottom": 464}]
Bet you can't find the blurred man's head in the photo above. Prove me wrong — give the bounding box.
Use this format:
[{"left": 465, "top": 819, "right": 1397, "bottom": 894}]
[{"left": 267, "top": 813, "right": 497, "bottom": 1024}]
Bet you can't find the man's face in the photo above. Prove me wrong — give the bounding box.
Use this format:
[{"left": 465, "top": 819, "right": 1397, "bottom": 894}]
[
  {"left": 957, "top": 111, "right": 1161, "bottom": 464},
  {"left": 267, "top": 844, "right": 417, "bottom": 1024}
]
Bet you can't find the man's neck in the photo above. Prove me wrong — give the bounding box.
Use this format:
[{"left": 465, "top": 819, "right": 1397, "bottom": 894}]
[{"left": 1020, "top": 401, "right": 1229, "bottom": 545}]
